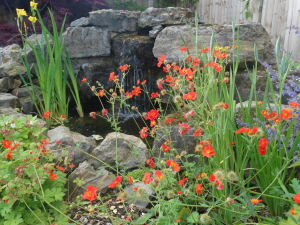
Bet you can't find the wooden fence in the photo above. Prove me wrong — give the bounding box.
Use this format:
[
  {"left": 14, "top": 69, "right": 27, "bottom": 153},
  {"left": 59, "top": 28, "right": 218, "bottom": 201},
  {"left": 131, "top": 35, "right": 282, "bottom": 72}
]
[{"left": 196, "top": 0, "right": 300, "bottom": 62}]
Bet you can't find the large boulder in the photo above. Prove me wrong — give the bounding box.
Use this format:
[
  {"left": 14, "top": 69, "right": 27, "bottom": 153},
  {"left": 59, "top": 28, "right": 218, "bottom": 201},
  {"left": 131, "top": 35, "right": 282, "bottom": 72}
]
[
  {"left": 89, "top": 9, "right": 141, "bottom": 33},
  {"left": 0, "top": 93, "right": 19, "bottom": 108},
  {"left": 47, "top": 126, "right": 96, "bottom": 164},
  {"left": 0, "top": 44, "right": 26, "bottom": 77},
  {"left": 89, "top": 132, "right": 148, "bottom": 170},
  {"left": 124, "top": 182, "right": 154, "bottom": 209},
  {"left": 68, "top": 161, "right": 115, "bottom": 199},
  {"left": 138, "top": 7, "right": 195, "bottom": 28},
  {"left": 153, "top": 125, "right": 197, "bottom": 156},
  {"left": 63, "top": 26, "right": 111, "bottom": 58},
  {"left": 153, "top": 24, "right": 274, "bottom": 66},
  {"left": 0, "top": 77, "right": 21, "bottom": 92}
]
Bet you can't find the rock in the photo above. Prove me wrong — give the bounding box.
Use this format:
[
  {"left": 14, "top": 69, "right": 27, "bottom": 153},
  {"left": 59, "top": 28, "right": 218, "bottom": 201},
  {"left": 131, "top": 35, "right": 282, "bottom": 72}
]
[
  {"left": 138, "top": 7, "right": 194, "bottom": 28},
  {"left": 18, "top": 96, "right": 35, "bottom": 114},
  {"left": 149, "top": 25, "right": 163, "bottom": 38},
  {"left": 112, "top": 34, "right": 155, "bottom": 68},
  {"left": 70, "top": 17, "right": 90, "bottom": 27},
  {"left": 0, "top": 77, "right": 21, "bottom": 92},
  {"left": 124, "top": 182, "right": 154, "bottom": 209},
  {"left": 153, "top": 125, "right": 197, "bottom": 156},
  {"left": 89, "top": 132, "right": 148, "bottom": 170},
  {"left": 0, "top": 44, "right": 26, "bottom": 77},
  {"left": 12, "top": 86, "right": 34, "bottom": 98},
  {"left": 153, "top": 24, "right": 275, "bottom": 66},
  {"left": 0, "top": 93, "right": 19, "bottom": 108},
  {"left": 89, "top": 9, "right": 140, "bottom": 33},
  {"left": 47, "top": 126, "right": 96, "bottom": 164},
  {"left": 68, "top": 161, "right": 115, "bottom": 198},
  {"left": 63, "top": 27, "right": 111, "bottom": 58}
]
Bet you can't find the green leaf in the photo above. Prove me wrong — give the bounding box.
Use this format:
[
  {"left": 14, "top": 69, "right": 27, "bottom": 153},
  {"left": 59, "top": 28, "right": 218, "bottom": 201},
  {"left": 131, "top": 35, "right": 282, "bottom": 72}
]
[
  {"left": 187, "top": 211, "right": 200, "bottom": 224},
  {"left": 289, "top": 161, "right": 300, "bottom": 168}
]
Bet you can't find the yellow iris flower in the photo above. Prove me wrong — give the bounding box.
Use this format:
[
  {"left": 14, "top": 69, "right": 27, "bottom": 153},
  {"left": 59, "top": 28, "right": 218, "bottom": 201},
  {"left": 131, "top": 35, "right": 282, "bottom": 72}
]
[
  {"left": 30, "top": 1, "right": 38, "bottom": 10},
  {"left": 28, "top": 16, "right": 37, "bottom": 24},
  {"left": 16, "top": 9, "right": 27, "bottom": 18}
]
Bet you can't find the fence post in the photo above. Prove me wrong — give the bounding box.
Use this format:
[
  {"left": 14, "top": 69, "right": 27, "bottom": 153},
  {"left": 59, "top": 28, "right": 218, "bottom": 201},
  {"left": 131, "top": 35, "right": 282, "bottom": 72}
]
[{"left": 148, "top": 0, "right": 154, "bottom": 7}]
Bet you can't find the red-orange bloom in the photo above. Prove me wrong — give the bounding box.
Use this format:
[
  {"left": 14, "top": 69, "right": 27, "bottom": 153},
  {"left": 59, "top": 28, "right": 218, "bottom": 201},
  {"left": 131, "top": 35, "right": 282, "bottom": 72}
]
[
  {"left": 293, "top": 193, "right": 300, "bottom": 204},
  {"left": 108, "top": 176, "right": 122, "bottom": 189},
  {"left": 235, "top": 127, "right": 250, "bottom": 134},
  {"left": 291, "top": 208, "right": 296, "bottom": 215},
  {"left": 131, "top": 86, "right": 141, "bottom": 96},
  {"left": 267, "top": 112, "right": 277, "bottom": 120},
  {"left": 258, "top": 137, "right": 268, "bottom": 155},
  {"left": 119, "top": 64, "right": 128, "bottom": 72},
  {"left": 139, "top": 127, "right": 148, "bottom": 139},
  {"left": 56, "top": 165, "right": 65, "bottom": 172},
  {"left": 83, "top": 185, "right": 98, "bottom": 203},
  {"left": 151, "top": 92, "right": 159, "bottom": 99},
  {"left": 161, "top": 143, "right": 170, "bottom": 152},
  {"left": 146, "top": 109, "right": 159, "bottom": 121},
  {"left": 183, "top": 91, "right": 197, "bottom": 100},
  {"left": 142, "top": 172, "right": 153, "bottom": 184},
  {"left": 180, "top": 46, "right": 188, "bottom": 53},
  {"left": 274, "top": 117, "right": 281, "bottom": 123},
  {"left": 81, "top": 77, "right": 87, "bottom": 82},
  {"left": 154, "top": 170, "right": 164, "bottom": 180},
  {"left": 261, "top": 109, "right": 268, "bottom": 117},
  {"left": 44, "top": 110, "right": 51, "bottom": 119},
  {"left": 201, "top": 47, "right": 210, "bottom": 53},
  {"left": 202, "top": 144, "right": 215, "bottom": 158},
  {"left": 193, "top": 127, "right": 202, "bottom": 137},
  {"left": 165, "top": 117, "right": 174, "bottom": 125},
  {"left": 251, "top": 199, "right": 262, "bottom": 205},
  {"left": 195, "top": 184, "right": 204, "bottom": 194},
  {"left": 157, "top": 55, "right": 166, "bottom": 67},
  {"left": 208, "top": 174, "right": 216, "bottom": 182},
  {"left": 2, "top": 140, "right": 11, "bottom": 148},
  {"left": 97, "top": 90, "right": 105, "bottom": 97},
  {"left": 108, "top": 72, "right": 118, "bottom": 82},
  {"left": 102, "top": 109, "right": 108, "bottom": 117},
  {"left": 178, "top": 177, "right": 187, "bottom": 187},
  {"left": 178, "top": 122, "right": 190, "bottom": 136},
  {"left": 289, "top": 101, "right": 299, "bottom": 109},
  {"left": 128, "top": 176, "right": 132, "bottom": 185},
  {"left": 166, "top": 160, "right": 180, "bottom": 172},
  {"left": 279, "top": 108, "right": 293, "bottom": 120},
  {"left": 46, "top": 170, "right": 57, "bottom": 181},
  {"left": 146, "top": 157, "right": 155, "bottom": 168},
  {"left": 6, "top": 150, "right": 13, "bottom": 160}
]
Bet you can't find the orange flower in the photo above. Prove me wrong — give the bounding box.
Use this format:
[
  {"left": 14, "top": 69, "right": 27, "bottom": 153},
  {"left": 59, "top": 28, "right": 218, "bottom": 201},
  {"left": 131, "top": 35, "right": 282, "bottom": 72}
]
[
  {"left": 146, "top": 109, "right": 159, "bottom": 121},
  {"left": 56, "top": 165, "right": 65, "bottom": 172},
  {"left": 166, "top": 160, "right": 180, "bottom": 172},
  {"left": 102, "top": 109, "right": 108, "bottom": 117},
  {"left": 146, "top": 157, "right": 155, "bottom": 168},
  {"left": 291, "top": 208, "right": 296, "bottom": 215},
  {"left": 154, "top": 170, "right": 164, "bottom": 180},
  {"left": 201, "top": 143, "right": 215, "bottom": 158},
  {"left": 157, "top": 55, "right": 166, "bottom": 67},
  {"left": 131, "top": 86, "right": 141, "bottom": 96},
  {"left": 6, "top": 150, "right": 13, "bottom": 160},
  {"left": 195, "top": 184, "right": 204, "bottom": 194},
  {"left": 81, "top": 77, "right": 87, "bottom": 82},
  {"left": 279, "top": 108, "right": 293, "bottom": 120},
  {"left": 108, "top": 176, "right": 122, "bottom": 189},
  {"left": 180, "top": 46, "right": 187, "bottom": 53},
  {"left": 139, "top": 127, "right": 148, "bottom": 139},
  {"left": 201, "top": 47, "right": 210, "bottom": 53},
  {"left": 142, "top": 172, "right": 153, "bottom": 184},
  {"left": 183, "top": 91, "right": 197, "bottom": 100},
  {"left": 46, "top": 170, "right": 57, "bottom": 181},
  {"left": 267, "top": 112, "right": 277, "bottom": 120},
  {"left": 293, "top": 193, "right": 300, "bottom": 204},
  {"left": 178, "top": 177, "right": 187, "bottom": 187},
  {"left": 119, "top": 64, "right": 128, "bottom": 72},
  {"left": 251, "top": 198, "right": 262, "bottom": 205},
  {"left": 274, "top": 117, "right": 281, "bottom": 123},
  {"left": 43, "top": 110, "right": 51, "bottom": 119},
  {"left": 235, "top": 127, "right": 250, "bottom": 134},
  {"left": 69, "top": 164, "right": 75, "bottom": 168},
  {"left": 2, "top": 140, "right": 11, "bottom": 148},
  {"left": 161, "top": 143, "right": 170, "bottom": 152},
  {"left": 151, "top": 92, "right": 159, "bottom": 99},
  {"left": 83, "top": 185, "right": 98, "bottom": 203},
  {"left": 97, "top": 90, "right": 105, "bottom": 97},
  {"left": 193, "top": 127, "right": 202, "bottom": 137},
  {"left": 165, "top": 117, "right": 174, "bottom": 125},
  {"left": 289, "top": 101, "right": 299, "bottom": 109},
  {"left": 258, "top": 137, "right": 268, "bottom": 155},
  {"left": 261, "top": 109, "right": 268, "bottom": 118},
  {"left": 108, "top": 72, "right": 118, "bottom": 82}
]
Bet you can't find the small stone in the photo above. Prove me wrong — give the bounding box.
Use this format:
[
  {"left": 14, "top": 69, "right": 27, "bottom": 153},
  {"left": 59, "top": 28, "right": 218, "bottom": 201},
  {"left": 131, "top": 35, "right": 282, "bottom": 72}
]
[
  {"left": 113, "top": 209, "right": 117, "bottom": 214},
  {"left": 110, "top": 205, "right": 116, "bottom": 210}
]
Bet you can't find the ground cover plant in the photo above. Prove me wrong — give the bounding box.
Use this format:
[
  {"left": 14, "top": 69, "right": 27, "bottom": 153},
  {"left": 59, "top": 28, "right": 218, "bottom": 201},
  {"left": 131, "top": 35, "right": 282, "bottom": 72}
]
[{"left": 77, "top": 27, "right": 300, "bottom": 224}]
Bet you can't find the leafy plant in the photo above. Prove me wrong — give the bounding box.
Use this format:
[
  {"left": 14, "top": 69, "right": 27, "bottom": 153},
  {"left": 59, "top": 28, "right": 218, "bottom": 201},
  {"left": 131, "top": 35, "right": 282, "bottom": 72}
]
[
  {"left": 0, "top": 115, "right": 72, "bottom": 224},
  {"left": 17, "top": 5, "right": 83, "bottom": 125}
]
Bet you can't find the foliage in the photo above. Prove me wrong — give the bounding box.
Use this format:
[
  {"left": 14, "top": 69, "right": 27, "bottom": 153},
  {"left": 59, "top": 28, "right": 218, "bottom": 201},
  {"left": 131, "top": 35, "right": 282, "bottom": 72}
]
[
  {"left": 79, "top": 20, "right": 300, "bottom": 224},
  {"left": 0, "top": 0, "right": 107, "bottom": 46},
  {"left": 0, "top": 115, "right": 70, "bottom": 224},
  {"left": 17, "top": 5, "right": 83, "bottom": 125}
]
